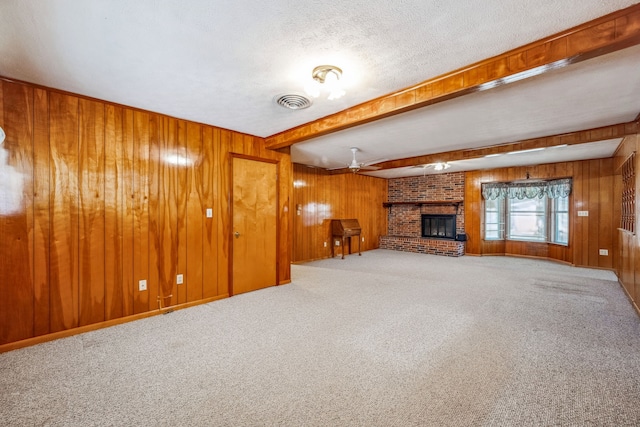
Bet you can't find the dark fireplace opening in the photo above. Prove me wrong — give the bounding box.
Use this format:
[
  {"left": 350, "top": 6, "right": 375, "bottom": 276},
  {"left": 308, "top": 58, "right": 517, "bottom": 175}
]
[{"left": 421, "top": 214, "right": 456, "bottom": 240}]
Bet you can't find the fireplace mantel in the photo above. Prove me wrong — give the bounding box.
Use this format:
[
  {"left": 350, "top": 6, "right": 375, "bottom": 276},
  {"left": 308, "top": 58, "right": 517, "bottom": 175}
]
[{"left": 382, "top": 200, "right": 463, "bottom": 209}]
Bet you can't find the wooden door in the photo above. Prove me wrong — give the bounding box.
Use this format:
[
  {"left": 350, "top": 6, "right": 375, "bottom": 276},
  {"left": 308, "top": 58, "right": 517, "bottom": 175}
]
[{"left": 231, "top": 156, "right": 278, "bottom": 295}]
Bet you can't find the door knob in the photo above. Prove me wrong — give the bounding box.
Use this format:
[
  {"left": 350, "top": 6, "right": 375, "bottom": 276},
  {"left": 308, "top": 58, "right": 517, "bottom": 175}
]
[{"left": 234, "top": 231, "right": 240, "bottom": 238}]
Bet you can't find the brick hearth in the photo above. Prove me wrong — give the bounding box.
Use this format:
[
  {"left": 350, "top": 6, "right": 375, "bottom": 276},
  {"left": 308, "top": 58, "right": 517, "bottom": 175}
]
[{"left": 379, "top": 235, "right": 465, "bottom": 257}]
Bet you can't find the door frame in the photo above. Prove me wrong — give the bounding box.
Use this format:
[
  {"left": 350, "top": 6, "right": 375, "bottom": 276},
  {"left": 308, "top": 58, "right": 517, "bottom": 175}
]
[{"left": 228, "top": 153, "right": 280, "bottom": 296}]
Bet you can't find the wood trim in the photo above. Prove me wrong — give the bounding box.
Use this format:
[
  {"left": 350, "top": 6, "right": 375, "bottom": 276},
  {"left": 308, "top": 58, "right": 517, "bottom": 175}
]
[
  {"left": 265, "top": 4, "right": 640, "bottom": 150},
  {"left": 230, "top": 152, "right": 279, "bottom": 164},
  {"left": 374, "top": 121, "right": 639, "bottom": 170},
  {"left": 227, "top": 153, "right": 240, "bottom": 297},
  {"left": 382, "top": 200, "right": 462, "bottom": 208},
  {"left": 618, "top": 277, "right": 640, "bottom": 317},
  {"left": 0, "top": 294, "right": 229, "bottom": 354}
]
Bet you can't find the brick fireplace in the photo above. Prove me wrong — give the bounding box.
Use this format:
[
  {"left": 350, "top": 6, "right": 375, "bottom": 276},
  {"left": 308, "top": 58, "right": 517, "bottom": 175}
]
[{"left": 379, "top": 172, "right": 466, "bottom": 257}]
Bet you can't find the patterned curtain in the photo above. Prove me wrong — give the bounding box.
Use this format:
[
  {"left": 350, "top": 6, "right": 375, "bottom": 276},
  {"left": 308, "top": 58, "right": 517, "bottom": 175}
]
[{"left": 482, "top": 178, "right": 571, "bottom": 200}]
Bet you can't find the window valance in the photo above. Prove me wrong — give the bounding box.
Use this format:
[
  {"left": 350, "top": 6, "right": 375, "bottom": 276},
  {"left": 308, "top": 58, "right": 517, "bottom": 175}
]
[{"left": 482, "top": 178, "right": 572, "bottom": 200}]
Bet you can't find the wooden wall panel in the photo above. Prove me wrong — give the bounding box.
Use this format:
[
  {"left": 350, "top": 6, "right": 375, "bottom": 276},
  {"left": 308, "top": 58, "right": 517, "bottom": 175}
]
[
  {"left": 33, "top": 88, "right": 50, "bottom": 336},
  {"left": 104, "top": 105, "right": 124, "bottom": 321},
  {"left": 599, "top": 158, "right": 614, "bottom": 270},
  {"left": 201, "top": 127, "right": 217, "bottom": 298},
  {"left": 0, "top": 77, "right": 292, "bottom": 349},
  {"left": 292, "top": 164, "right": 388, "bottom": 263},
  {"left": 120, "top": 109, "right": 134, "bottom": 318},
  {"left": 78, "top": 99, "right": 106, "bottom": 326},
  {"left": 587, "top": 160, "right": 600, "bottom": 268},
  {"left": 0, "top": 81, "right": 35, "bottom": 344},
  {"left": 216, "top": 129, "right": 231, "bottom": 295},
  {"left": 149, "top": 116, "right": 176, "bottom": 309},
  {"left": 176, "top": 120, "right": 188, "bottom": 305},
  {"left": 186, "top": 122, "right": 204, "bottom": 302},
  {"left": 132, "top": 111, "right": 150, "bottom": 315},
  {"left": 573, "top": 162, "right": 586, "bottom": 265},
  {"left": 49, "top": 92, "right": 80, "bottom": 333},
  {"left": 464, "top": 159, "right": 612, "bottom": 268}
]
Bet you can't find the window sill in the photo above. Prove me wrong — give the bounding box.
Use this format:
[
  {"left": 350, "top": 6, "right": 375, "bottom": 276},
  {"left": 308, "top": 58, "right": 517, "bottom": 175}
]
[{"left": 483, "top": 238, "right": 568, "bottom": 247}]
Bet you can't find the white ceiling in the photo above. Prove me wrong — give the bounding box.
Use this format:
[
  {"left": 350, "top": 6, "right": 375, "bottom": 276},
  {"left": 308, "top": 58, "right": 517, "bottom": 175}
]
[
  {"left": 1, "top": 0, "right": 638, "bottom": 178},
  {"left": 293, "top": 45, "right": 640, "bottom": 176}
]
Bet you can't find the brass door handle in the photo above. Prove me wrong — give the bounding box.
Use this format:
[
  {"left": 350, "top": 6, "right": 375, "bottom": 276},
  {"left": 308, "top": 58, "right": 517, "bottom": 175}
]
[{"left": 234, "top": 231, "right": 240, "bottom": 238}]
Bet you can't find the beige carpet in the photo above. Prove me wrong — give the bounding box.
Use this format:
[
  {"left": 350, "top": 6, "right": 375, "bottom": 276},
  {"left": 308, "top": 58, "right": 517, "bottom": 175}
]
[{"left": 1, "top": 250, "right": 639, "bottom": 426}]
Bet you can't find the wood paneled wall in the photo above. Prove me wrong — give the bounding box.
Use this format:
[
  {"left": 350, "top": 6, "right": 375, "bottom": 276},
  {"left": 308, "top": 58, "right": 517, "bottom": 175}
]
[
  {"left": 464, "top": 159, "right": 614, "bottom": 269},
  {"left": 292, "top": 164, "right": 387, "bottom": 262},
  {"left": 0, "top": 78, "right": 291, "bottom": 348},
  {"left": 613, "top": 134, "right": 640, "bottom": 311}
]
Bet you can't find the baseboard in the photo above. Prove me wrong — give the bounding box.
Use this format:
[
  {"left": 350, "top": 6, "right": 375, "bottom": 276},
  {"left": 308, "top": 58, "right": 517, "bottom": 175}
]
[
  {"left": 0, "top": 294, "right": 229, "bottom": 354},
  {"left": 617, "top": 278, "right": 640, "bottom": 318}
]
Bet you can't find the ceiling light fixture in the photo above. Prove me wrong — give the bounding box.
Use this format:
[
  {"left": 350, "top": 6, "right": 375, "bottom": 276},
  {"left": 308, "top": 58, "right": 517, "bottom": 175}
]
[
  {"left": 306, "top": 65, "right": 346, "bottom": 100},
  {"left": 433, "top": 162, "right": 451, "bottom": 171},
  {"left": 348, "top": 147, "right": 363, "bottom": 173}
]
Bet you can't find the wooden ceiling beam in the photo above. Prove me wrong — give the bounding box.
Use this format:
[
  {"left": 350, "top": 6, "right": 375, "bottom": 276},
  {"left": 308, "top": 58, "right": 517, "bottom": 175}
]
[
  {"left": 370, "top": 121, "right": 640, "bottom": 170},
  {"left": 265, "top": 4, "right": 640, "bottom": 150}
]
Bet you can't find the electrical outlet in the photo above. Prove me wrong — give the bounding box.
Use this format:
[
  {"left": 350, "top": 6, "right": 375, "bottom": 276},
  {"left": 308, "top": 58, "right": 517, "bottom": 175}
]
[
  {"left": 323, "top": 241, "right": 327, "bottom": 247},
  {"left": 599, "top": 249, "right": 609, "bottom": 256},
  {"left": 138, "top": 280, "right": 147, "bottom": 291},
  {"left": 177, "top": 274, "right": 184, "bottom": 285},
  {"left": 206, "top": 208, "right": 213, "bottom": 218},
  {"left": 335, "top": 241, "right": 340, "bottom": 246}
]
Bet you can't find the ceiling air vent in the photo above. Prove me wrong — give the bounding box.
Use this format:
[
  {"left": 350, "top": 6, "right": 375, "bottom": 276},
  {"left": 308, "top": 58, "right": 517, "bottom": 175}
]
[{"left": 274, "top": 93, "right": 312, "bottom": 110}]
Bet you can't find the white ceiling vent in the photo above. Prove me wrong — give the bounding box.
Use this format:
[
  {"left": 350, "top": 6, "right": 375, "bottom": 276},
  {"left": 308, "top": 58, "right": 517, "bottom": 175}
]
[{"left": 274, "top": 94, "right": 312, "bottom": 110}]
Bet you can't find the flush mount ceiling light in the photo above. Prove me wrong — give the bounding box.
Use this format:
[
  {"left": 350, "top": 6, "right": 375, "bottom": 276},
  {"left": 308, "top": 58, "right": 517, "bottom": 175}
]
[
  {"left": 306, "top": 65, "right": 346, "bottom": 100},
  {"left": 433, "top": 162, "right": 451, "bottom": 171},
  {"left": 312, "top": 65, "right": 342, "bottom": 84},
  {"left": 413, "top": 162, "right": 452, "bottom": 174}
]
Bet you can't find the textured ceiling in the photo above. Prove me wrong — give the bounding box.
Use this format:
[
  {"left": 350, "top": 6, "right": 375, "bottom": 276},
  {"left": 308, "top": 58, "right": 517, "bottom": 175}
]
[
  {"left": 292, "top": 45, "right": 640, "bottom": 174},
  {"left": 0, "top": 0, "right": 638, "bottom": 178}
]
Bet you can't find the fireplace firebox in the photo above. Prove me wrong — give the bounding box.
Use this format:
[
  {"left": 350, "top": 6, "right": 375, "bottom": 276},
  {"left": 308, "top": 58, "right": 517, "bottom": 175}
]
[{"left": 421, "top": 214, "right": 456, "bottom": 240}]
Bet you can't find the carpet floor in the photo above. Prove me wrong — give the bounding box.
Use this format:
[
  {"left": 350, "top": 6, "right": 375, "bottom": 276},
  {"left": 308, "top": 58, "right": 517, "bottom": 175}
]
[{"left": 1, "top": 250, "right": 639, "bottom": 426}]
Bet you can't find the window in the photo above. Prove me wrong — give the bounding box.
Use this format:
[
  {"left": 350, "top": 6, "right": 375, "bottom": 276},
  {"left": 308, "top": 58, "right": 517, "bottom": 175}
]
[
  {"left": 551, "top": 196, "right": 569, "bottom": 244},
  {"left": 508, "top": 197, "right": 546, "bottom": 242},
  {"left": 484, "top": 197, "right": 504, "bottom": 240},
  {"left": 482, "top": 179, "right": 571, "bottom": 245}
]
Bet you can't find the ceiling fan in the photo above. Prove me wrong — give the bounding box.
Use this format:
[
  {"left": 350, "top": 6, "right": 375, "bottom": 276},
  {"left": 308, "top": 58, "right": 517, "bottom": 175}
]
[{"left": 345, "top": 147, "right": 382, "bottom": 173}]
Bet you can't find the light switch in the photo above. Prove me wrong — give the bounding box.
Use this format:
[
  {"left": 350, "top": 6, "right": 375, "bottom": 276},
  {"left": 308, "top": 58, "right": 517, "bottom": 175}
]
[
  {"left": 206, "top": 208, "right": 213, "bottom": 218},
  {"left": 138, "top": 280, "right": 147, "bottom": 291},
  {"left": 177, "top": 274, "right": 184, "bottom": 285},
  {"left": 577, "top": 211, "right": 589, "bottom": 217}
]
